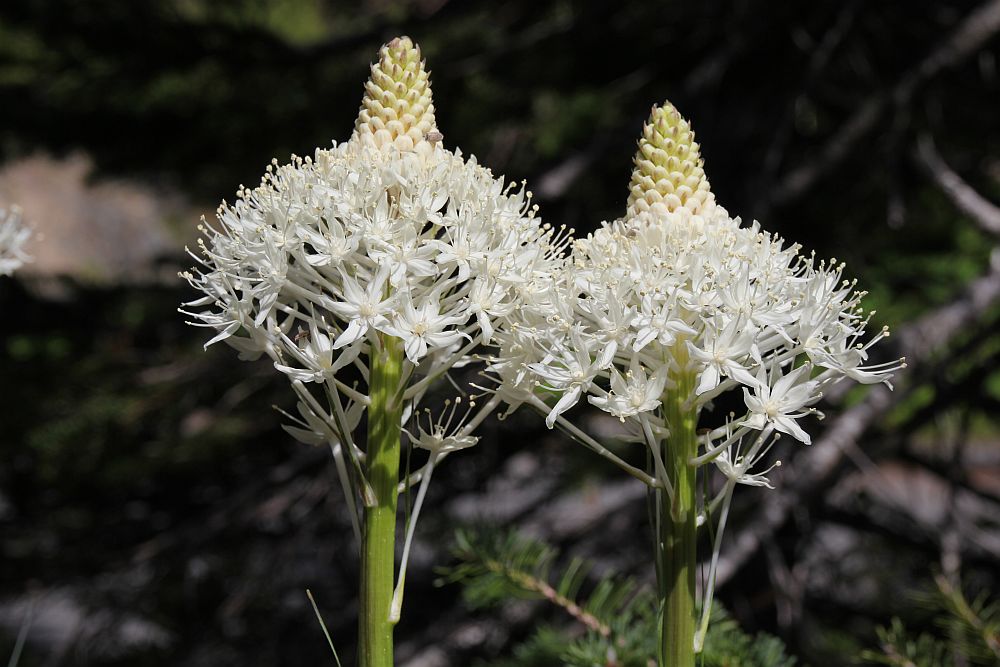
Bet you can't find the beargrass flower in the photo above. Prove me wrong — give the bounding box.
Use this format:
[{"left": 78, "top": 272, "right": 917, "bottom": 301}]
[
  {"left": 490, "top": 100, "right": 904, "bottom": 660},
  {"left": 0, "top": 205, "right": 32, "bottom": 277},
  {"left": 497, "top": 99, "right": 902, "bottom": 465},
  {"left": 183, "top": 34, "right": 565, "bottom": 461},
  {"left": 181, "top": 37, "right": 565, "bottom": 654}
]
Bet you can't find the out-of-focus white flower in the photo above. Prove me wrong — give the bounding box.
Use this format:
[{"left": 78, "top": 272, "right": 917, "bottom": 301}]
[{"left": 0, "top": 206, "right": 32, "bottom": 277}]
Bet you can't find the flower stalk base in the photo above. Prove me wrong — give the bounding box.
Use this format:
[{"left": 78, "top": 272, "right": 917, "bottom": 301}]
[
  {"left": 359, "top": 335, "right": 404, "bottom": 667},
  {"left": 658, "top": 361, "right": 698, "bottom": 667}
]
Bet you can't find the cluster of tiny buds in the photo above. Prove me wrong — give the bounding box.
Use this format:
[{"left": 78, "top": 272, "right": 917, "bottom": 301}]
[
  {"left": 627, "top": 102, "right": 715, "bottom": 218},
  {"left": 353, "top": 36, "right": 439, "bottom": 154}
]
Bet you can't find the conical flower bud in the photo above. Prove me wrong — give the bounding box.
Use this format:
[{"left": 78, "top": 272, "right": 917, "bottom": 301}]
[
  {"left": 353, "top": 36, "right": 440, "bottom": 154},
  {"left": 626, "top": 101, "right": 715, "bottom": 218}
]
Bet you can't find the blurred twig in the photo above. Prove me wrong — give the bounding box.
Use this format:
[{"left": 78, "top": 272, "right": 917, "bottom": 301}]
[
  {"left": 770, "top": 0, "right": 1000, "bottom": 208},
  {"left": 756, "top": 2, "right": 860, "bottom": 219},
  {"left": 915, "top": 135, "right": 1000, "bottom": 238}
]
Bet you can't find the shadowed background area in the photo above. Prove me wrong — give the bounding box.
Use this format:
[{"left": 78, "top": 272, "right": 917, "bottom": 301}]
[{"left": 2, "top": 1, "right": 1000, "bottom": 665}]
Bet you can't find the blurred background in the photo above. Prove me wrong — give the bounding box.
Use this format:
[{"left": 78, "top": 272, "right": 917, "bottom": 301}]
[{"left": 2, "top": 1, "right": 1000, "bottom": 665}]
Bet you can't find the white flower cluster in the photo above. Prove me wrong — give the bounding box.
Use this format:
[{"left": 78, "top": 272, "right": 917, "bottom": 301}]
[
  {"left": 0, "top": 205, "right": 32, "bottom": 277},
  {"left": 183, "top": 42, "right": 568, "bottom": 609},
  {"left": 182, "top": 37, "right": 567, "bottom": 514},
  {"left": 184, "top": 141, "right": 562, "bottom": 370},
  {"left": 183, "top": 37, "right": 564, "bottom": 396},
  {"left": 182, "top": 38, "right": 905, "bottom": 641},
  {"left": 491, "top": 103, "right": 903, "bottom": 488}
]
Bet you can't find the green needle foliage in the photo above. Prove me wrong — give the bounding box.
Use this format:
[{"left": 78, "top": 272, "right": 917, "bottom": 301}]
[
  {"left": 862, "top": 619, "right": 950, "bottom": 667},
  {"left": 861, "top": 575, "right": 1000, "bottom": 667},
  {"left": 437, "top": 527, "right": 797, "bottom": 667}
]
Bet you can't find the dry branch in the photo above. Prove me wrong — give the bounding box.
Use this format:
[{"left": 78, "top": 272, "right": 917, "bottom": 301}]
[
  {"left": 770, "top": 0, "right": 1000, "bottom": 208},
  {"left": 915, "top": 135, "right": 1000, "bottom": 238}
]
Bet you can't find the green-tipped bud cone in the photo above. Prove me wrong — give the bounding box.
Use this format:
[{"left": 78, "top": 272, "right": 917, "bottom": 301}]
[
  {"left": 626, "top": 101, "right": 715, "bottom": 218},
  {"left": 353, "top": 36, "right": 440, "bottom": 153}
]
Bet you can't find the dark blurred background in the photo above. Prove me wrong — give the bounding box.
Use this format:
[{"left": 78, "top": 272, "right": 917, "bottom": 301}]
[{"left": 2, "top": 1, "right": 1000, "bottom": 665}]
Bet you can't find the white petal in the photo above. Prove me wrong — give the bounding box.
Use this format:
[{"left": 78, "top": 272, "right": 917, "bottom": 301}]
[
  {"left": 334, "top": 319, "right": 366, "bottom": 349},
  {"left": 696, "top": 366, "right": 720, "bottom": 395},
  {"left": 775, "top": 416, "right": 811, "bottom": 444},
  {"left": 545, "top": 386, "right": 582, "bottom": 428}
]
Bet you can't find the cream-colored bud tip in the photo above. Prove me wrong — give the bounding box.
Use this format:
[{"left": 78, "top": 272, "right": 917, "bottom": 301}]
[
  {"left": 627, "top": 101, "right": 715, "bottom": 217},
  {"left": 353, "top": 36, "right": 439, "bottom": 152}
]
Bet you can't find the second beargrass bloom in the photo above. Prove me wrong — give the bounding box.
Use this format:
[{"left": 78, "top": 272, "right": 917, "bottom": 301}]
[
  {"left": 498, "top": 100, "right": 901, "bottom": 462},
  {"left": 492, "top": 101, "right": 904, "bottom": 665}
]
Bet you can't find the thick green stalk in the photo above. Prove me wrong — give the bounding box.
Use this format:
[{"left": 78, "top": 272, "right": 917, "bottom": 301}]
[
  {"left": 359, "top": 334, "right": 403, "bottom": 667},
  {"left": 658, "top": 357, "right": 698, "bottom": 667}
]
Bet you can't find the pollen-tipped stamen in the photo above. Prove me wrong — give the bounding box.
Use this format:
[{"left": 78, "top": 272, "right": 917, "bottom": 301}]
[
  {"left": 353, "top": 36, "right": 439, "bottom": 153},
  {"left": 627, "top": 101, "right": 715, "bottom": 218}
]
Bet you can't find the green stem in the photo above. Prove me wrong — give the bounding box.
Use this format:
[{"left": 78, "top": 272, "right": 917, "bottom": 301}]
[
  {"left": 658, "top": 357, "right": 698, "bottom": 667},
  {"left": 359, "top": 334, "right": 403, "bottom": 667}
]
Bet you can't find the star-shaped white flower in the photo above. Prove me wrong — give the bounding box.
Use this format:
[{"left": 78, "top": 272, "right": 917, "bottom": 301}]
[
  {"left": 383, "top": 294, "right": 467, "bottom": 363},
  {"left": 329, "top": 267, "right": 395, "bottom": 349},
  {"left": 688, "top": 316, "right": 758, "bottom": 395},
  {"left": 529, "top": 328, "right": 617, "bottom": 427},
  {"left": 741, "top": 364, "right": 820, "bottom": 444},
  {"left": 589, "top": 360, "right": 669, "bottom": 421}
]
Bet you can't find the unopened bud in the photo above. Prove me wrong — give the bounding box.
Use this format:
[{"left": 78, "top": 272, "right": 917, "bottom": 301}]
[
  {"left": 626, "top": 101, "right": 715, "bottom": 218},
  {"left": 353, "top": 36, "right": 440, "bottom": 154}
]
